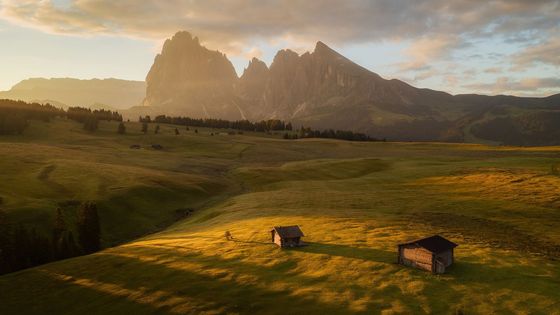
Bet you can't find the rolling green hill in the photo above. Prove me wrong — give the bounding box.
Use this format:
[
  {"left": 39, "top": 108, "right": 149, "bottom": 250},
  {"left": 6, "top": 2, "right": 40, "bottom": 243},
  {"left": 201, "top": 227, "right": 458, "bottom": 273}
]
[{"left": 1, "top": 118, "right": 560, "bottom": 314}]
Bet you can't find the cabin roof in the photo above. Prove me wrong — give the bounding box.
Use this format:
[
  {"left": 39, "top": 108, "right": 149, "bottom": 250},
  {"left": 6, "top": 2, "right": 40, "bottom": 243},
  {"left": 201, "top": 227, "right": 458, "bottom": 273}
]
[
  {"left": 272, "top": 225, "right": 304, "bottom": 238},
  {"left": 400, "top": 235, "right": 458, "bottom": 253}
]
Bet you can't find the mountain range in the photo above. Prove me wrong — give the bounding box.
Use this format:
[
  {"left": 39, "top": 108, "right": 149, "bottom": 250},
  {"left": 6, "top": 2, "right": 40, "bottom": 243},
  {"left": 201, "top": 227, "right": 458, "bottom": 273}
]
[
  {"left": 141, "top": 31, "right": 560, "bottom": 145},
  {"left": 2, "top": 31, "right": 559, "bottom": 145},
  {"left": 0, "top": 78, "right": 145, "bottom": 110}
]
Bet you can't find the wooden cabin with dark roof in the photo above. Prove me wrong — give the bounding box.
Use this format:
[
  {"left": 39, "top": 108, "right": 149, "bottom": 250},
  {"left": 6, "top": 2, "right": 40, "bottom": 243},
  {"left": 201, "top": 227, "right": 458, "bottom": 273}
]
[
  {"left": 271, "top": 226, "right": 304, "bottom": 247},
  {"left": 397, "top": 235, "right": 458, "bottom": 274}
]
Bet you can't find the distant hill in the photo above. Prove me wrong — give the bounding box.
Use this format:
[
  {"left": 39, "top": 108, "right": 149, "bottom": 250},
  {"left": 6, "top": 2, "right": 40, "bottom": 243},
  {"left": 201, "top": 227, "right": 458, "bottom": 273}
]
[
  {"left": 140, "top": 31, "right": 560, "bottom": 145},
  {"left": 0, "top": 78, "right": 146, "bottom": 110}
]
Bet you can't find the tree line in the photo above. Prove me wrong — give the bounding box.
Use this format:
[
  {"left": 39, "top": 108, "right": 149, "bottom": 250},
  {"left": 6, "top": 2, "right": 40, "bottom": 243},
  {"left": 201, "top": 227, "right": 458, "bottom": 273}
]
[
  {"left": 66, "top": 107, "right": 122, "bottom": 132},
  {"left": 0, "top": 99, "right": 64, "bottom": 135},
  {"left": 0, "top": 202, "right": 100, "bottom": 275},
  {"left": 140, "top": 115, "right": 293, "bottom": 132},
  {"left": 139, "top": 115, "right": 380, "bottom": 141},
  {"left": 285, "top": 127, "right": 382, "bottom": 142},
  {"left": 0, "top": 100, "right": 123, "bottom": 134}
]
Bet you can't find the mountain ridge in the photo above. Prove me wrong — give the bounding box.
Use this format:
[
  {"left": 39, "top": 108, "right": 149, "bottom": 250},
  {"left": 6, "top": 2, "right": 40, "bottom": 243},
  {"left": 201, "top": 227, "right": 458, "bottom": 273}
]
[
  {"left": 139, "top": 31, "right": 560, "bottom": 145},
  {"left": 0, "top": 77, "right": 145, "bottom": 109}
]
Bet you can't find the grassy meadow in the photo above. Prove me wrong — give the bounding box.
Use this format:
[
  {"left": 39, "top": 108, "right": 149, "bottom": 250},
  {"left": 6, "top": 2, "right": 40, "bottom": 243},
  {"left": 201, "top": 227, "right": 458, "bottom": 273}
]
[{"left": 1, "top": 118, "right": 559, "bottom": 314}]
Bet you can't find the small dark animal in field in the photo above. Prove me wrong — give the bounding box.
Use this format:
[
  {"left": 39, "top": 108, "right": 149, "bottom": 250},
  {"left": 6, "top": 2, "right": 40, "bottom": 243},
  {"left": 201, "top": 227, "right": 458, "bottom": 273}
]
[
  {"left": 129, "top": 144, "right": 141, "bottom": 149},
  {"left": 151, "top": 144, "right": 163, "bottom": 150}
]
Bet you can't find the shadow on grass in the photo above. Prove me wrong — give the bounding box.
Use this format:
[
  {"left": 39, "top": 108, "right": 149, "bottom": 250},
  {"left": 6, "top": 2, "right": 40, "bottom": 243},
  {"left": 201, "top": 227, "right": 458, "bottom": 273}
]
[
  {"left": 293, "top": 242, "right": 395, "bottom": 264},
  {"left": 445, "top": 260, "right": 560, "bottom": 300},
  {"left": 43, "top": 250, "right": 356, "bottom": 314},
  {"left": 0, "top": 268, "right": 164, "bottom": 315}
]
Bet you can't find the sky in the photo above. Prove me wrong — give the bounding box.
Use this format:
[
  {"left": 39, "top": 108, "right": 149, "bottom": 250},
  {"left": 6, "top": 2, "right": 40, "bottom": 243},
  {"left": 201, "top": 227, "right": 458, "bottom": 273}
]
[{"left": 0, "top": 0, "right": 559, "bottom": 97}]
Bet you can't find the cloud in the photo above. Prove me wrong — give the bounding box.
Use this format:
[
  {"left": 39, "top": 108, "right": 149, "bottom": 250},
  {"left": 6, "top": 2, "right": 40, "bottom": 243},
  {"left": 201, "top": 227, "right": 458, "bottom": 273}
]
[
  {"left": 1, "top": 0, "right": 559, "bottom": 96},
  {"left": 1, "top": 0, "right": 559, "bottom": 56},
  {"left": 243, "top": 47, "right": 263, "bottom": 60},
  {"left": 398, "top": 35, "right": 465, "bottom": 71},
  {"left": 484, "top": 67, "right": 503, "bottom": 74},
  {"left": 512, "top": 34, "right": 560, "bottom": 68},
  {"left": 463, "top": 77, "right": 560, "bottom": 95}
]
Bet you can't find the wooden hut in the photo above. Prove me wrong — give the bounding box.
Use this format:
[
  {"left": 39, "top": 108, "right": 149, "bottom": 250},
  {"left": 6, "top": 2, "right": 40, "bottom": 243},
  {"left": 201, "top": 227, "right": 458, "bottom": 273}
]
[
  {"left": 271, "top": 226, "right": 304, "bottom": 247},
  {"left": 397, "top": 235, "right": 458, "bottom": 274}
]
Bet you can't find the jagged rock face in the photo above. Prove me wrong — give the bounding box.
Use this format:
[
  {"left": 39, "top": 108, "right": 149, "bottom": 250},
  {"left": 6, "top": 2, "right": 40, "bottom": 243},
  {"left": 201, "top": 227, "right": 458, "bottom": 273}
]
[
  {"left": 144, "top": 31, "right": 243, "bottom": 119},
  {"left": 142, "top": 32, "right": 448, "bottom": 124},
  {"left": 257, "top": 41, "right": 452, "bottom": 123},
  {"left": 237, "top": 58, "right": 269, "bottom": 102},
  {"left": 140, "top": 31, "right": 560, "bottom": 144}
]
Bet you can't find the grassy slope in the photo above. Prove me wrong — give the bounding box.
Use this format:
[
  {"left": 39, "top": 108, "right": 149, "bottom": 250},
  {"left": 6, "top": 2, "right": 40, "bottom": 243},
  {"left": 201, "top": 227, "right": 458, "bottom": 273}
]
[{"left": 1, "top": 119, "right": 560, "bottom": 314}]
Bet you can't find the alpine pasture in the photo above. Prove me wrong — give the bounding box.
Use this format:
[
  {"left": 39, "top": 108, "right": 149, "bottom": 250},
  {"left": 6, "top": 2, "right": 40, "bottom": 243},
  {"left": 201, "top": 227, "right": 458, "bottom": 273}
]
[{"left": 1, "top": 118, "right": 559, "bottom": 314}]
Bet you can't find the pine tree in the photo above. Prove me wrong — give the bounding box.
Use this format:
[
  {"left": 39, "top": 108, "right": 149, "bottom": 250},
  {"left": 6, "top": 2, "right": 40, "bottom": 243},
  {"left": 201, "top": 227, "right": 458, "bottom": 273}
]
[
  {"left": 141, "top": 122, "right": 148, "bottom": 134},
  {"left": 0, "top": 209, "right": 13, "bottom": 274},
  {"left": 13, "top": 225, "right": 31, "bottom": 270},
  {"left": 117, "top": 122, "right": 126, "bottom": 134},
  {"left": 52, "top": 208, "right": 66, "bottom": 259},
  {"left": 65, "top": 231, "right": 81, "bottom": 258},
  {"left": 77, "top": 202, "right": 101, "bottom": 254},
  {"left": 155, "top": 125, "right": 160, "bottom": 134},
  {"left": 175, "top": 128, "right": 180, "bottom": 135},
  {"left": 58, "top": 231, "right": 81, "bottom": 259},
  {"left": 29, "top": 228, "right": 51, "bottom": 265},
  {"left": 83, "top": 116, "right": 98, "bottom": 132},
  {"left": 299, "top": 126, "right": 306, "bottom": 138}
]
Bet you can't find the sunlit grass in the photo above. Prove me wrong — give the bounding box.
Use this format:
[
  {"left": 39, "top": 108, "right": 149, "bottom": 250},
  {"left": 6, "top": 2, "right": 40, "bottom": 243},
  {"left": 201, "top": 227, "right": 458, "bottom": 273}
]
[{"left": 1, "top": 118, "right": 560, "bottom": 314}]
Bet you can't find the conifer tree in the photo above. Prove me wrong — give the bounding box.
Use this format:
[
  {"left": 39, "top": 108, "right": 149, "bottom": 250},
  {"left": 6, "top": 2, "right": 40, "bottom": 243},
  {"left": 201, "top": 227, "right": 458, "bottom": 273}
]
[
  {"left": 175, "top": 128, "right": 180, "bottom": 135},
  {"left": 0, "top": 209, "right": 13, "bottom": 274},
  {"left": 52, "top": 208, "right": 66, "bottom": 259},
  {"left": 77, "top": 202, "right": 101, "bottom": 254},
  {"left": 141, "top": 122, "right": 148, "bottom": 134},
  {"left": 117, "top": 122, "right": 126, "bottom": 134},
  {"left": 83, "top": 116, "right": 98, "bottom": 132},
  {"left": 13, "top": 225, "right": 31, "bottom": 270},
  {"left": 29, "top": 228, "right": 51, "bottom": 265},
  {"left": 155, "top": 125, "right": 160, "bottom": 134}
]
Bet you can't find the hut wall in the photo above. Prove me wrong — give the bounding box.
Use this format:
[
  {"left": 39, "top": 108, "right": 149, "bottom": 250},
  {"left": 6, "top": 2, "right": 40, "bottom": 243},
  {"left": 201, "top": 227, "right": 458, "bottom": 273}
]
[
  {"left": 399, "top": 244, "right": 434, "bottom": 272},
  {"left": 435, "top": 250, "right": 454, "bottom": 267},
  {"left": 282, "top": 237, "right": 300, "bottom": 247},
  {"left": 273, "top": 232, "right": 283, "bottom": 246}
]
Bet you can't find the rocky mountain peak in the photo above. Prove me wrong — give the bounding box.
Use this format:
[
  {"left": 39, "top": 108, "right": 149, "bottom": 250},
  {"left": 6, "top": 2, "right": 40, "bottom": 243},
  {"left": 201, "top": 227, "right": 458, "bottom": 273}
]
[
  {"left": 313, "top": 41, "right": 331, "bottom": 54},
  {"left": 241, "top": 58, "right": 269, "bottom": 80},
  {"left": 238, "top": 57, "right": 270, "bottom": 102},
  {"left": 143, "top": 31, "right": 240, "bottom": 118}
]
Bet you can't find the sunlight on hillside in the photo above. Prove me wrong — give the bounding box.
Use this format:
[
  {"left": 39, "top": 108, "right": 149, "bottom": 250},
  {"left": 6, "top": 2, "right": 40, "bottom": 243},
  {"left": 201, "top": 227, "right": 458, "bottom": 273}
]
[{"left": 1, "top": 120, "right": 560, "bottom": 314}]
